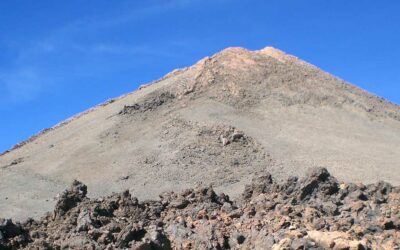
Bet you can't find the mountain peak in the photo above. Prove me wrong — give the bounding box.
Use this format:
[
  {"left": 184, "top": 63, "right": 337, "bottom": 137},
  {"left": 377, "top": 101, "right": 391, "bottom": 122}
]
[
  {"left": 1, "top": 45, "right": 400, "bottom": 221},
  {"left": 215, "top": 46, "right": 251, "bottom": 55},
  {"left": 259, "top": 46, "right": 297, "bottom": 63}
]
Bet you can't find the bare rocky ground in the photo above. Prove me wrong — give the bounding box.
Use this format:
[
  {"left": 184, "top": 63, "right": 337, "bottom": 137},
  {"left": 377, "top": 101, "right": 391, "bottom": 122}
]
[
  {"left": 1, "top": 168, "right": 399, "bottom": 249},
  {"left": 1, "top": 46, "right": 400, "bottom": 222}
]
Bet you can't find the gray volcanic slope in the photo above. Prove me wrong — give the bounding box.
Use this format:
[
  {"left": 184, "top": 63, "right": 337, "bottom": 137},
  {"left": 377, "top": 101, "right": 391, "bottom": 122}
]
[{"left": 1, "top": 47, "right": 400, "bottom": 220}]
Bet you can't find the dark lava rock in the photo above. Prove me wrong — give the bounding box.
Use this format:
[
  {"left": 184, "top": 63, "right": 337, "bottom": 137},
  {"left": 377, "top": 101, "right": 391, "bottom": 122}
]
[
  {"left": 1, "top": 167, "right": 399, "bottom": 249},
  {"left": 53, "top": 180, "right": 88, "bottom": 218},
  {"left": 298, "top": 167, "right": 339, "bottom": 201}
]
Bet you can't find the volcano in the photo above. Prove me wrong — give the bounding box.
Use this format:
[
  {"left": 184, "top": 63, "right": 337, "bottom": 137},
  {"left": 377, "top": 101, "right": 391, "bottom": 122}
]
[{"left": 1, "top": 46, "right": 400, "bottom": 220}]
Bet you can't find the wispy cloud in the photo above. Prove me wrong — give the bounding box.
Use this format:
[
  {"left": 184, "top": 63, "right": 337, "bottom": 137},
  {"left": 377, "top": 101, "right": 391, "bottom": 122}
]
[
  {"left": 91, "top": 43, "right": 180, "bottom": 58},
  {"left": 0, "top": 0, "right": 213, "bottom": 104},
  {"left": 0, "top": 68, "right": 44, "bottom": 103}
]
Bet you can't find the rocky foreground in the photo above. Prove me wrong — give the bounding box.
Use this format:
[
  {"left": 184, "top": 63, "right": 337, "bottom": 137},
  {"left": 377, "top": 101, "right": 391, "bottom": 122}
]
[{"left": 1, "top": 168, "right": 399, "bottom": 249}]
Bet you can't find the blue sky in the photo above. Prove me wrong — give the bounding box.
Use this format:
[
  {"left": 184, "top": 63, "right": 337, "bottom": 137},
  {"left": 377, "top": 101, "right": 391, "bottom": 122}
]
[{"left": 0, "top": 0, "right": 399, "bottom": 152}]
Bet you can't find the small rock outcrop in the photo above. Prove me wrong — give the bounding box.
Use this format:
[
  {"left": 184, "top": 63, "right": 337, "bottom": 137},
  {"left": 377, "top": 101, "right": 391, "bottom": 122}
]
[
  {"left": 53, "top": 180, "right": 88, "bottom": 218},
  {"left": 119, "top": 91, "right": 175, "bottom": 115},
  {"left": 1, "top": 167, "right": 399, "bottom": 249}
]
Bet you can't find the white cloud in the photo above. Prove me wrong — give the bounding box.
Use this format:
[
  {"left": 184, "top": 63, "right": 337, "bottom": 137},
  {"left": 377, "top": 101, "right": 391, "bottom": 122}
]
[
  {"left": 0, "top": 0, "right": 212, "bottom": 104},
  {"left": 0, "top": 68, "right": 44, "bottom": 103},
  {"left": 91, "top": 43, "right": 180, "bottom": 58}
]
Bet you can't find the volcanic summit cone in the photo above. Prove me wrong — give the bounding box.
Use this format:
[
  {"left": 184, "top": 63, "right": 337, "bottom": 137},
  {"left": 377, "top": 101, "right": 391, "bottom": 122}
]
[{"left": 1, "top": 46, "right": 400, "bottom": 220}]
